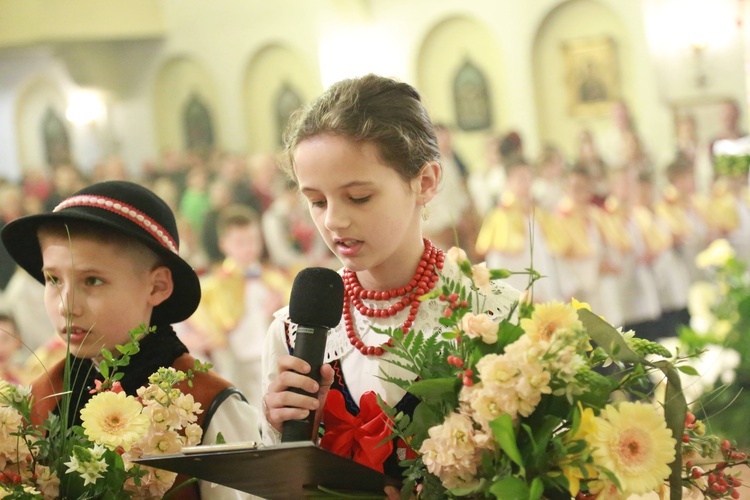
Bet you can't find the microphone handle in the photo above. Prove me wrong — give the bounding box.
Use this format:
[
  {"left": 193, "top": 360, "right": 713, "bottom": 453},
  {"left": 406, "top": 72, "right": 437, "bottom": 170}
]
[{"left": 281, "top": 324, "right": 329, "bottom": 442}]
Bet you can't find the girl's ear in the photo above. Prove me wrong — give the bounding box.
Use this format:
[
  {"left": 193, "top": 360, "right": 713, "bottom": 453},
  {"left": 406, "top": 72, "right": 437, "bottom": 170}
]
[
  {"left": 148, "top": 266, "right": 174, "bottom": 308},
  {"left": 414, "top": 161, "right": 441, "bottom": 205}
]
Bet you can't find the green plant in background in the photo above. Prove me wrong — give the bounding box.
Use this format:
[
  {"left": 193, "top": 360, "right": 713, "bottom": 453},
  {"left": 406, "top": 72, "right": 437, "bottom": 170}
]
[{"left": 679, "top": 239, "right": 750, "bottom": 448}]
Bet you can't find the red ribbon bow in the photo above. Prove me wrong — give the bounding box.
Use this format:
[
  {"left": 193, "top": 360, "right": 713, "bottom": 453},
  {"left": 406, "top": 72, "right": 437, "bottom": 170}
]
[{"left": 320, "top": 390, "right": 393, "bottom": 472}]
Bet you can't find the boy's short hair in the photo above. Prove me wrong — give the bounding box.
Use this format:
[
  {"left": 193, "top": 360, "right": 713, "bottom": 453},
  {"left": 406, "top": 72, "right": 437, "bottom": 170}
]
[
  {"left": 1, "top": 181, "right": 201, "bottom": 324},
  {"left": 217, "top": 204, "right": 261, "bottom": 239}
]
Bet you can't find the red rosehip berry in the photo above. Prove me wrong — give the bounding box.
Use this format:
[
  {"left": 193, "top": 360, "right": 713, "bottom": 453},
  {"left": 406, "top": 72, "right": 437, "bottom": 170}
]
[
  {"left": 685, "top": 411, "right": 696, "bottom": 426},
  {"left": 447, "top": 355, "right": 464, "bottom": 368},
  {"left": 444, "top": 307, "right": 453, "bottom": 318}
]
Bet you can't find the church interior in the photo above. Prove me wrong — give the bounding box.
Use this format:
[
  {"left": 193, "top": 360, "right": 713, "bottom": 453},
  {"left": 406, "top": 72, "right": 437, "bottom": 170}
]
[
  {"left": 1, "top": 0, "right": 750, "bottom": 449},
  {"left": 1, "top": 0, "right": 748, "bottom": 181}
]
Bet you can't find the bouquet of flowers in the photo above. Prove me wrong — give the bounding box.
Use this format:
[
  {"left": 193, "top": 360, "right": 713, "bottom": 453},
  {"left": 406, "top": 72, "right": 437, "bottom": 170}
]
[
  {"left": 380, "top": 248, "right": 748, "bottom": 499},
  {"left": 0, "top": 326, "right": 207, "bottom": 499}
]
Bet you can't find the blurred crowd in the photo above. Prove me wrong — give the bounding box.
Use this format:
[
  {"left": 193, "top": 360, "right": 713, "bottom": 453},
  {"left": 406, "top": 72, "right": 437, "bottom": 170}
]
[{"left": 1, "top": 98, "right": 749, "bottom": 417}]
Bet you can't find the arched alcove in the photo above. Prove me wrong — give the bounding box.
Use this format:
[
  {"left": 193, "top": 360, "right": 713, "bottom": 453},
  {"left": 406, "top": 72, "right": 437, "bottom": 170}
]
[
  {"left": 415, "top": 15, "right": 505, "bottom": 171},
  {"left": 14, "top": 76, "right": 69, "bottom": 173},
  {"left": 242, "top": 43, "right": 319, "bottom": 155},
  {"left": 153, "top": 56, "right": 220, "bottom": 155},
  {"left": 532, "top": 0, "right": 629, "bottom": 160}
]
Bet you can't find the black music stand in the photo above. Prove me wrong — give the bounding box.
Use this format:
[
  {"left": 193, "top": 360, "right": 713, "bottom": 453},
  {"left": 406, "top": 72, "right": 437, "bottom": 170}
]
[{"left": 134, "top": 441, "right": 400, "bottom": 499}]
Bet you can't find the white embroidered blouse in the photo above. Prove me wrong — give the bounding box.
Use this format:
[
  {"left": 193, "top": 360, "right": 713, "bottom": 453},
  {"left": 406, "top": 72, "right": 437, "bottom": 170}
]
[{"left": 260, "top": 259, "right": 520, "bottom": 444}]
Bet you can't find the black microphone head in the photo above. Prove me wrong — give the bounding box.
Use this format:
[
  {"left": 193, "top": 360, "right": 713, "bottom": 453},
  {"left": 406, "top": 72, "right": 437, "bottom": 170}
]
[{"left": 289, "top": 267, "right": 345, "bottom": 328}]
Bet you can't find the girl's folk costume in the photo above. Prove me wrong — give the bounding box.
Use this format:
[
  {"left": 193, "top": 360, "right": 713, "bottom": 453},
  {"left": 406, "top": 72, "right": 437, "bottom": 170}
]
[{"left": 261, "top": 240, "right": 519, "bottom": 476}]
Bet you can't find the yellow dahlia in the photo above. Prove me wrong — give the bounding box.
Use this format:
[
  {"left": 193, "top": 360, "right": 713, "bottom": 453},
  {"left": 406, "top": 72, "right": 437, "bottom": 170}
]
[
  {"left": 81, "top": 391, "right": 149, "bottom": 452},
  {"left": 520, "top": 300, "right": 582, "bottom": 342},
  {"left": 585, "top": 402, "right": 676, "bottom": 495}
]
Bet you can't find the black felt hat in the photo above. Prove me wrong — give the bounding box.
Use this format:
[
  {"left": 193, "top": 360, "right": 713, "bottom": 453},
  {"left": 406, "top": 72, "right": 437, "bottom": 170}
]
[{"left": 1, "top": 180, "right": 201, "bottom": 324}]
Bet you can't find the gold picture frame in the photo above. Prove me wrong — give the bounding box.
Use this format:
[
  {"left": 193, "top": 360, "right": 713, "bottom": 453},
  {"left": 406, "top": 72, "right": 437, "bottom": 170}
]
[{"left": 563, "top": 36, "right": 620, "bottom": 116}]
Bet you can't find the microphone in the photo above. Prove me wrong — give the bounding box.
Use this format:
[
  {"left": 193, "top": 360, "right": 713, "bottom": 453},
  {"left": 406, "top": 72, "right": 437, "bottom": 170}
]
[{"left": 281, "top": 267, "right": 345, "bottom": 442}]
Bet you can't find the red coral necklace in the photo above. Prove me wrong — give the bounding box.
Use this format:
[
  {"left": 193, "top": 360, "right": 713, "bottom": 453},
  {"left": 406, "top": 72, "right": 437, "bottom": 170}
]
[{"left": 342, "top": 239, "right": 444, "bottom": 356}]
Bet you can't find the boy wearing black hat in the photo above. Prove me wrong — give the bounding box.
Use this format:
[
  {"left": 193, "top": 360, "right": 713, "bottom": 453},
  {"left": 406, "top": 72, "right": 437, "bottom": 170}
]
[{"left": 1, "top": 180, "right": 259, "bottom": 499}]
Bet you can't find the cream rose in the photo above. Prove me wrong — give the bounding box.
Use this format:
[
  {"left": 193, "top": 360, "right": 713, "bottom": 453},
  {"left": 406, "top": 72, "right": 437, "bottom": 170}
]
[
  {"left": 446, "top": 246, "right": 469, "bottom": 266},
  {"left": 472, "top": 263, "right": 491, "bottom": 293},
  {"left": 460, "top": 312, "right": 498, "bottom": 344}
]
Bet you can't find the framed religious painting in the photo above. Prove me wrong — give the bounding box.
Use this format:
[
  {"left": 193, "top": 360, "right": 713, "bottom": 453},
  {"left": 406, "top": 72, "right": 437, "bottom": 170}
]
[
  {"left": 183, "top": 93, "right": 216, "bottom": 158},
  {"left": 42, "top": 107, "right": 72, "bottom": 167},
  {"left": 275, "top": 82, "right": 303, "bottom": 146},
  {"left": 453, "top": 58, "right": 493, "bottom": 131},
  {"left": 563, "top": 36, "right": 620, "bottom": 116}
]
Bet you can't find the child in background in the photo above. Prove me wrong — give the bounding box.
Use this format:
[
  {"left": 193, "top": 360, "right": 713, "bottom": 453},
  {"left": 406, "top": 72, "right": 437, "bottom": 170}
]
[
  {"left": 531, "top": 145, "right": 567, "bottom": 212},
  {"left": 553, "top": 165, "right": 602, "bottom": 305},
  {"left": 633, "top": 170, "right": 691, "bottom": 340},
  {"left": 1, "top": 180, "right": 258, "bottom": 499},
  {"left": 591, "top": 167, "right": 661, "bottom": 334},
  {"left": 262, "top": 178, "right": 337, "bottom": 273},
  {"left": 261, "top": 74, "right": 519, "bottom": 486},
  {"left": 188, "top": 204, "right": 289, "bottom": 416},
  {"left": 475, "top": 157, "right": 563, "bottom": 302},
  {"left": 656, "top": 156, "right": 709, "bottom": 284},
  {"left": 0, "top": 312, "right": 24, "bottom": 384}
]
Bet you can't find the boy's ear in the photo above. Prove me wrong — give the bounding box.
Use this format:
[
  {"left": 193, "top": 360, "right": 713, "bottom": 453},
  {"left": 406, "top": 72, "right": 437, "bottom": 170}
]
[
  {"left": 148, "top": 266, "right": 174, "bottom": 307},
  {"left": 414, "top": 161, "right": 441, "bottom": 204}
]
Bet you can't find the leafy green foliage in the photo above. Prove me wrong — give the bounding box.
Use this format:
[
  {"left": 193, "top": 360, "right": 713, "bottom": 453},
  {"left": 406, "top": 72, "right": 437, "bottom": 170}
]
[{"left": 371, "top": 257, "right": 716, "bottom": 500}]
